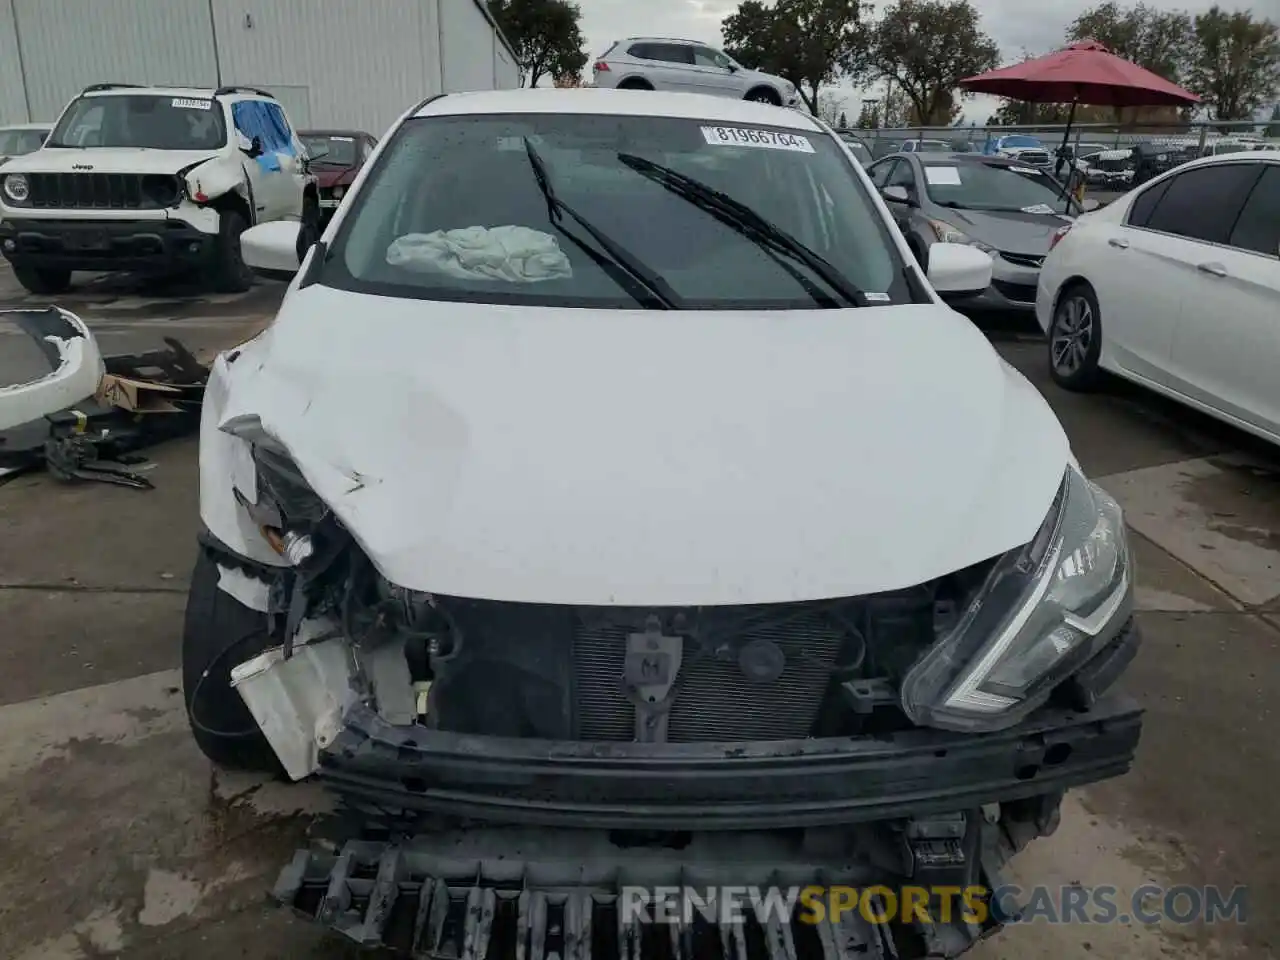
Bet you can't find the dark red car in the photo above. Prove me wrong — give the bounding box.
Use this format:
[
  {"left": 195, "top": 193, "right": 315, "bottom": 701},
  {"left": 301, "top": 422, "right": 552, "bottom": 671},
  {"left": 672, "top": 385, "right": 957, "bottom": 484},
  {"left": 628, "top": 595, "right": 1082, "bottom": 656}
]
[{"left": 300, "top": 130, "right": 377, "bottom": 221}]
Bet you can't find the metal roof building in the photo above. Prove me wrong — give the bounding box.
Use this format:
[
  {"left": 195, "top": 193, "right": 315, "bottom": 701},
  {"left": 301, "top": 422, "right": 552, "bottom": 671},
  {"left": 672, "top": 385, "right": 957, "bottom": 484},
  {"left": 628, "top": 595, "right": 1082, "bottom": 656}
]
[{"left": 0, "top": 0, "right": 521, "bottom": 134}]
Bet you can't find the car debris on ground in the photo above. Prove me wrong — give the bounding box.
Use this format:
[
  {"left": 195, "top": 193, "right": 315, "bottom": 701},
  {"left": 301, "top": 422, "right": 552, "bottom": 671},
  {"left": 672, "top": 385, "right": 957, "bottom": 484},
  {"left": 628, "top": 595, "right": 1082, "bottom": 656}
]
[{"left": 0, "top": 306, "right": 208, "bottom": 489}]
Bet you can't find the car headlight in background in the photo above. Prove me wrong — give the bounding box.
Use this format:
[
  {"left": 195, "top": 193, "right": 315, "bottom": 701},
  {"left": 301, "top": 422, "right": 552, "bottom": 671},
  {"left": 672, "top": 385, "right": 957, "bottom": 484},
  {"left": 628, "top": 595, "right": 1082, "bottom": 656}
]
[
  {"left": 927, "top": 218, "right": 994, "bottom": 253},
  {"left": 2, "top": 173, "right": 29, "bottom": 203},
  {"left": 901, "top": 466, "right": 1132, "bottom": 732}
]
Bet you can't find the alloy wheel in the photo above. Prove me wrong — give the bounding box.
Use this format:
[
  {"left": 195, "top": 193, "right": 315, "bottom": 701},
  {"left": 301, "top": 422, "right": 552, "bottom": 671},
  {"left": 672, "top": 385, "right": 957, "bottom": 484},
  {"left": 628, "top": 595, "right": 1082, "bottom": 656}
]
[{"left": 1051, "top": 294, "right": 1094, "bottom": 376}]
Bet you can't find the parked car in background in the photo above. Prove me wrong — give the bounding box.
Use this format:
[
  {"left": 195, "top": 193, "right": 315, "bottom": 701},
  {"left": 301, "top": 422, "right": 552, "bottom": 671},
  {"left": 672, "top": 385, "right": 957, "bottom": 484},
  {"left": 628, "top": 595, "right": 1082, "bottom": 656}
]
[
  {"left": 0, "top": 83, "right": 318, "bottom": 294},
  {"left": 899, "top": 138, "right": 951, "bottom": 153},
  {"left": 835, "top": 129, "right": 872, "bottom": 164},
  {"left": 190, "top": 88, "right": 1141, "bottom": 958},
  {"left": 1130, "top": 140, "right": 1190, "bottom": 185},
  {"left": 984, "top": 134, "right": 1052, "bottom": 169},
  {"left": 868, "top": 151, "right": 1091, "bottom": 310},
  {"left": 1039, "top": 153, "right": 1280, "bottom": 444},
  {"left": 592, "top": 38, "right": 802, "bottom": 108},
  {"left": 0, "top": 123, "right": 49, "bottom": 165},
  {"left": 1199, "top": 138, "right": 1254, "bottom": 158},
  {"left": 1079, "top": 149, "right": 1134, "bottom": 188},
  {"left": 299, "top": 129, "right": 377, "bottom": 223},
  {"left": 871, "top": 138, "right": 904, "bottom": 159}
]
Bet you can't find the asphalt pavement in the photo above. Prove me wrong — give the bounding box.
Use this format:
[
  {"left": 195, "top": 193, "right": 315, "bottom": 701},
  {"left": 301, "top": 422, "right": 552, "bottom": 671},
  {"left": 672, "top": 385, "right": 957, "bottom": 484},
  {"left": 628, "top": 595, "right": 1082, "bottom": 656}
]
[{"left": 0, "top": 262, "right": 1277, "bottom": 960}]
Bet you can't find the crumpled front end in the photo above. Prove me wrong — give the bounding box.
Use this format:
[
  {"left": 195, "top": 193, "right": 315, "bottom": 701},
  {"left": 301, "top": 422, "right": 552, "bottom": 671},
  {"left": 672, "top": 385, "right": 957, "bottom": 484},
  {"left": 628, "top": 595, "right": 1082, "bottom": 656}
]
[{"left": 196, "top": 301, "right": 1143, "bottom": 958}]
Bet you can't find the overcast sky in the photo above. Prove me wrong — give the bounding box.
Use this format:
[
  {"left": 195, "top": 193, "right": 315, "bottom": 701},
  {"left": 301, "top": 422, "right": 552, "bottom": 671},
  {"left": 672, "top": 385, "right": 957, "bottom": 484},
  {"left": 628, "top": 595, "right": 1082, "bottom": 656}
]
[{"left": 577, "top": 0, "right": 1268, "bottom": 123}]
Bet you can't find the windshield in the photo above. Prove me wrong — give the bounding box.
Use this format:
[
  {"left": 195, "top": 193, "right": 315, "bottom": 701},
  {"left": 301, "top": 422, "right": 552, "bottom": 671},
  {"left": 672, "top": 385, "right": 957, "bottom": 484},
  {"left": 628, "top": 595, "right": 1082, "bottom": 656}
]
[
  {"left": 48, "top": 95, "right": 226, "bottom": 149},
  {"left": 0, "top": 129, "right": 46, "bottom": 156},
  {"left": 321, "top": 113, "right": 917, "bottom": 310},
  {"left": 923, "top": 161, "right": 1077, "bottom": 213},
  {"left": 303, "top": 134, "right": 358, "bottom": 165},
  {"left": 996, "top": 136, "right": 1042, "bottom": 149}
]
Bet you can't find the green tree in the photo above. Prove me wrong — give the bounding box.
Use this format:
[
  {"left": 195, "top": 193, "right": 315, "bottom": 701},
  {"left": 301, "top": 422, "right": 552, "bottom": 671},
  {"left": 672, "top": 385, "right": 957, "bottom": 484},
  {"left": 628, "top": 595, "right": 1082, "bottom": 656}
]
[
  {"left": 722, "top": 0, "right": 873, "bottom": 112},
  {"left": 1188, "top": 6, "right": 1280, "bottom": 120},
  {"left": 487, "top": 0, "right": 588, "bottom": 88},
  {"left": 1067, "top": 2, "right": 1195, "bottom": 85},
  {"left": 869, "top": 0, "right": 1001, "bottom": 126}
]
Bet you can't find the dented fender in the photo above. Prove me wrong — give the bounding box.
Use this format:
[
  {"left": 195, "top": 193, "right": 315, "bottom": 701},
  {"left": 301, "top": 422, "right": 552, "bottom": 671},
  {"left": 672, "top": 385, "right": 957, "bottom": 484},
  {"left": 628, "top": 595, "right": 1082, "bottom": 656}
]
[{"left": 181, "top": 155, "right": 248, "bottom": 204}]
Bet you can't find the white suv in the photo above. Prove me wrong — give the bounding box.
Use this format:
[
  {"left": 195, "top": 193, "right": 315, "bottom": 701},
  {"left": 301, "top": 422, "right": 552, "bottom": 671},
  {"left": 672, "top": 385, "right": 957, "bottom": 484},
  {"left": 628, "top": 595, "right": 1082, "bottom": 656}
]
[
  {"left": 0, "top": 83, "right": 319, "bottom": 294},
  {"left": 592, "top": 38, "right": 802, "bottom": 108}
]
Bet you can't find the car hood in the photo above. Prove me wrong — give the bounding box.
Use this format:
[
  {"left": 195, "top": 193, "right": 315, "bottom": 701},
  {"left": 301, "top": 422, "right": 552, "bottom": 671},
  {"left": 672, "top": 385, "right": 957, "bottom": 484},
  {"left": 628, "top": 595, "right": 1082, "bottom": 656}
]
[
  {"left": 210, "top": 288, "right": 1069, "bottom": 606},
  {"left": 934, "top": 207, "right": 1075, "bottom": 255},
  {"left": 0, "top": 146, "right": 221, "bottom": 175}
]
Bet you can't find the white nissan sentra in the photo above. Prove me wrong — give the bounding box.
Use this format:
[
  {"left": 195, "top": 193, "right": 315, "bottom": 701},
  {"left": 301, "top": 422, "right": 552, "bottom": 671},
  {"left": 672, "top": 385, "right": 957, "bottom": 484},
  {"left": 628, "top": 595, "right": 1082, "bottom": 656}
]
[{"left": 186, "top": 89, "right": 1140, "bottom": 956}]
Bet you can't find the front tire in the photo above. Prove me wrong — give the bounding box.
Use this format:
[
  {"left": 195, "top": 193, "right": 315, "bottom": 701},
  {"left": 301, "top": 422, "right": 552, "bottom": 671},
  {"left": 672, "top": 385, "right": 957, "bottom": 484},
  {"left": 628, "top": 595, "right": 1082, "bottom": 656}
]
[
  {"left": 12, "top": 264, "right": 72, "bottom": 295},
  {"left": 209, "top": 208, "right": 253, "bottom": 293},
  {"left": 1049, "top": 282, "right": 1104, "bottom": 391},
  {"left": 181, "top": 548, "right": 281, "bottom": 773}
]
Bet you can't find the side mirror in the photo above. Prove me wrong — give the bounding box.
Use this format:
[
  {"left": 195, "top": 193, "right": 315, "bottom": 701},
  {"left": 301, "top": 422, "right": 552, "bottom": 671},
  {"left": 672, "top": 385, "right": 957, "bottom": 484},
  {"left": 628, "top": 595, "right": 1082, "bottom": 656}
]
[
  {"left": 241, "top": 221, "right": 307, "bottom": 281},
  {"left": 240, "top": 135, "right": 264, "bottom": 159},
  {"left": 882, "top": 184, "right": 913, "bottom": 205},
  {"left": 927, "top": 242, "right": 992, "bottom": 298}
]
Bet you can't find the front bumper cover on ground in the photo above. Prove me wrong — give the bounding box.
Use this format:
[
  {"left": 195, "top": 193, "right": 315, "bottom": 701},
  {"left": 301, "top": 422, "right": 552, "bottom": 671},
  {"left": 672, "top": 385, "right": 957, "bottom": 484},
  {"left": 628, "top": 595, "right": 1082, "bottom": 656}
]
[{"left": 319, "top": 693, "right": 1142, "bottom": 832}]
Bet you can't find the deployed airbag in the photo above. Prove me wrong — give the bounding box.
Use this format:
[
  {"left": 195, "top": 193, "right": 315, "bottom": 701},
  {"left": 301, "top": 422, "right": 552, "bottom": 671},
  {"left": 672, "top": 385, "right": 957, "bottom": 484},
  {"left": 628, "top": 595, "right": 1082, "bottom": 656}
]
[{"left": 385, "top": 226, "right": 573, "bottom": 283}]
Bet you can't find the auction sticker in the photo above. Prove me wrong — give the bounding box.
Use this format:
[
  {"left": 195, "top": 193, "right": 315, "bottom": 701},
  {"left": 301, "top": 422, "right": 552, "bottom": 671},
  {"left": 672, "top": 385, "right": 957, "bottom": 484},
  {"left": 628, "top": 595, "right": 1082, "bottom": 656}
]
[
  {"left": 172, "top": 97, "right": 212, "bottom": 110},
  {"left": 701, "top": 126, "right": 814, "bottom": 153}
]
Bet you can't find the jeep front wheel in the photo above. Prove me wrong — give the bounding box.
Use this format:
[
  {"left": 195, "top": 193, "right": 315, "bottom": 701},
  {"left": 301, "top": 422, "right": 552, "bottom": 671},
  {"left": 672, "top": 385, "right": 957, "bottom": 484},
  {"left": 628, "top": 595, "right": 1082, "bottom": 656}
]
[
  {"left": 209, "top": 208, "right": 254, "bottom": 293},
  {"left": 13, "top": 265, "right": 72, "bottom": 296}
]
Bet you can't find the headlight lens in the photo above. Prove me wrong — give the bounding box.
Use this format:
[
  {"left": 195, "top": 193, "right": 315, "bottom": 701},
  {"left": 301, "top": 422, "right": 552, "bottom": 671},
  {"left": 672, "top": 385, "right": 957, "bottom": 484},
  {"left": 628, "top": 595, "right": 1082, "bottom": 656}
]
[
  {"left": 3, "top": 173, "right": 29, "bottom": 203},
  {"left": 901, "top": 466, "right": 1132, "bottom": 732},
  {"left": 928, "top": 218, "right": 994, "bottom": 253}
]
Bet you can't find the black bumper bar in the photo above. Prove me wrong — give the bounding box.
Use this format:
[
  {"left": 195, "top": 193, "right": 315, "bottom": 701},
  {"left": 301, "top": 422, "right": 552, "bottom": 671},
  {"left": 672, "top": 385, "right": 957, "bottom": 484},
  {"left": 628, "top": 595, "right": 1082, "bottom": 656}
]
[
  {"left": 0, "top": 217, "right": 214, "bottom": 271},
  {"left": 321, "top": 695, "right": 1142, "bottom": 831}
]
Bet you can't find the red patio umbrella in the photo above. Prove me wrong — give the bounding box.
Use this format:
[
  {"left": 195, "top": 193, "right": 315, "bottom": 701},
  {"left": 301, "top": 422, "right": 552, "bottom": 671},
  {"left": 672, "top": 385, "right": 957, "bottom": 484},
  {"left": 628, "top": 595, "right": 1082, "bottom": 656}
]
[{"left": 959, "top": 41, "right": 1200, "bottom": 178}]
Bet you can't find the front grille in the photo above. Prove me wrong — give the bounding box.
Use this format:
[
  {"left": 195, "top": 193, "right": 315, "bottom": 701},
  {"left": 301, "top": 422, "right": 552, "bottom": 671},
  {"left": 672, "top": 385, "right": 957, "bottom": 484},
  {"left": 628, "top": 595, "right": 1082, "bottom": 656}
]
[
  {"left": 992, "top": 279, "right": 1038, "bottom": 303},
  {"left": 575, "top": 602, "right": 860, "bottom": 743},
  {"left": 26, "top": 172, "right": 181, "bottom": 209},
  {"left": 1011, "top": 151, "right": 1050, "bottom": 166},
  {"left": 999, "top": 251, "right": 1044, "bottom": 268}
]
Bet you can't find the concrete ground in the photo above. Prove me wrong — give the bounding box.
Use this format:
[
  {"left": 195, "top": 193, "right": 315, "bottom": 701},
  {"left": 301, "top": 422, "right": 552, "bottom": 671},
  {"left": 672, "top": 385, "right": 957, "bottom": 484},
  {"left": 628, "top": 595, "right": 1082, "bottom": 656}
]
[{"left": 0, "top": 263, "right": 1277, "bottom": 960}]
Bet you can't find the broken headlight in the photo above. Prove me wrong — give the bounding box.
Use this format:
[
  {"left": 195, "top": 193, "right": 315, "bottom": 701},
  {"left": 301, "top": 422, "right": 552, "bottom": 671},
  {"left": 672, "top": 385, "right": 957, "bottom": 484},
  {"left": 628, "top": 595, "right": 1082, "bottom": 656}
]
[
  {"left": 901, "top": 466, "right": 1131, "bottom": 732},
  {"left": 235, "top": 442, "right": 330, "bottom": 565}
]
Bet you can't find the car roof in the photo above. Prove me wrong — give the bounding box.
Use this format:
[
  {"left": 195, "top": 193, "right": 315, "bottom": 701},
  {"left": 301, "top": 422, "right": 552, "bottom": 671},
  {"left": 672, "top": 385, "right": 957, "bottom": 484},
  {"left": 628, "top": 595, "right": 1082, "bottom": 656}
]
[
  {"left": 911, "top": 152, "right": 1022, "bottom": 166},
  {"left": 415, "top": 88, "right": 823, "bottom": 131},
  {"left": 622, "top": 37, "right": 702, "bottom": 45},
  {"left": 300, "top": 129, "right": 371, "bottom": 137},
  {"left": 1154, "top": 151, "right": 1280, "bottom": 172},
  {"left": 79, "top": 85, "right": 273, "bottom": 101}
]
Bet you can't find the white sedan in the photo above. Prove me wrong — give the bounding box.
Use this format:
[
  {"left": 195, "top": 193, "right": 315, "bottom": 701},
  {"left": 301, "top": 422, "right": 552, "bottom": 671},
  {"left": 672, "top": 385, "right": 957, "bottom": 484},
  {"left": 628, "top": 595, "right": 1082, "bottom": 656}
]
[{"left": 1037, "top": 152, "right": 1280, "bottom": 443}]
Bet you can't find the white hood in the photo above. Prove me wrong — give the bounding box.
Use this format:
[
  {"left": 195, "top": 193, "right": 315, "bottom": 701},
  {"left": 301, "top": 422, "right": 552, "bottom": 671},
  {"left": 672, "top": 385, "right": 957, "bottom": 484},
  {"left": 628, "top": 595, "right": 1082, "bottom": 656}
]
[
  {"left": 207, "top": 288, "right": 1070, "bottom": 606},
  {"left": 3, "top": 146, "right": 220, "bottom": 176}
]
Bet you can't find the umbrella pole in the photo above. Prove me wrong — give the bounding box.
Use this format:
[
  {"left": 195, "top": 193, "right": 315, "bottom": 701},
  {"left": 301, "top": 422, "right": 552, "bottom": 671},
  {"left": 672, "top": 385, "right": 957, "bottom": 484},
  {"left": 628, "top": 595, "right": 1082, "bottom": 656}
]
[{"left": 1055, "top": 98, "right": 1079, "bottom": 207}]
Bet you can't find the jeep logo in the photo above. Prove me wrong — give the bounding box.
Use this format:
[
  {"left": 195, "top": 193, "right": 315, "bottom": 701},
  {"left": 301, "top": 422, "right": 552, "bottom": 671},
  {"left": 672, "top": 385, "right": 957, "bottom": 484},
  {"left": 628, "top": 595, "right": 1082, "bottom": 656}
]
[{"left": 72, "top": 164, "right": 94, "bottom": 171}]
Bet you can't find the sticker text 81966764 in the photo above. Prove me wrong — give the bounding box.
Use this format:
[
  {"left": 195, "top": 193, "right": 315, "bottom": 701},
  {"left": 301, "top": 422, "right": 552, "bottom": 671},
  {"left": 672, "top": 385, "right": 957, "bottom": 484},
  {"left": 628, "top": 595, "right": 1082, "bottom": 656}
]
[{"left": 700, "top": 126, "right": 814, "bottom": 154}]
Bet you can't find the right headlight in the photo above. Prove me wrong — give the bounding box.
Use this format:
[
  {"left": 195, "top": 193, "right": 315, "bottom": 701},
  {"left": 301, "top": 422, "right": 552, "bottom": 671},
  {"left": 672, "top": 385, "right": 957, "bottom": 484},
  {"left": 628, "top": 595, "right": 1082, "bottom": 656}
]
[
  {"left": 2, "top": 172, "right": 30, "bottom": 203},
  {"left": 901, "top": 466, "right": 1132, "bottom": 732},
  {"left": 927, "top": 218, "right": 994, "bottom": 253}
]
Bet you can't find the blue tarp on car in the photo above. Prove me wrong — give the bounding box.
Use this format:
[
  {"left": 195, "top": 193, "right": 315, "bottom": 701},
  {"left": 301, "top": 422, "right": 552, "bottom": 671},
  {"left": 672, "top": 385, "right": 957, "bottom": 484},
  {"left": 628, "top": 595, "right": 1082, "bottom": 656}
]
[{"left": 231, "top": 100, "right": 294, "bottom": 172}]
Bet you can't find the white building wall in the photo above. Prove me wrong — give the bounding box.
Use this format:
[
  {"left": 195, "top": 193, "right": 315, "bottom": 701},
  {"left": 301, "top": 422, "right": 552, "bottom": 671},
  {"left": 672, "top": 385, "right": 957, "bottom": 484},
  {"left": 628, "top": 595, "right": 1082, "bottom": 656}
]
[
  {"left": 10, "top": 0, "right": 218, "bottom": 123},
  {"left": 0, "top": 0, "right": 519, "bottom": 133},
  {"left": 439, "top": 0, "right": 501, "bottom": 94},
  {"left": 0, "top": 0, "right": 30, "bottom": 124}
]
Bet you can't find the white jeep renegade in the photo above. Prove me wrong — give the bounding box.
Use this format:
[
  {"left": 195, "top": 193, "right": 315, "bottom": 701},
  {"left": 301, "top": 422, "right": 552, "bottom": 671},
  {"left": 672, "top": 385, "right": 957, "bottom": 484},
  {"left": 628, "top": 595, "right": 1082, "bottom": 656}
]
[{"left": 0, "top": 83, "right": 319, "bottom": 294}]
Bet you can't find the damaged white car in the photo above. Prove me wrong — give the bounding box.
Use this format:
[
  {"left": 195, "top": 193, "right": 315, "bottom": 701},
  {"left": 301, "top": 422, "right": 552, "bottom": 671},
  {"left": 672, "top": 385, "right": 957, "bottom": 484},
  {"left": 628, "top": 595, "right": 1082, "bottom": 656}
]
[
  {"left": 187, "top": 89, "right": 1142, "bottom": 958},
  {"left": 0, "top": 83, "right": 318, "bottom": 294}
]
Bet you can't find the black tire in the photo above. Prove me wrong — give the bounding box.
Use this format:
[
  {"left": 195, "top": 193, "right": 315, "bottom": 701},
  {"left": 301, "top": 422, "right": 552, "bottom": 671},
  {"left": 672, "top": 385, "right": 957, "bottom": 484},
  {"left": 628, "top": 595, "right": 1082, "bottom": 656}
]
[
  {"left": 1048, "top": 282, "right": 1104, "bottom": 391},
  {"left": 181, "top": 548, "right": 282, "bottom": 773},
  {"left": 12, "top": 264, "right": 72, "bottom": 295},
  {"left": 297, "top": 194, "right": 321, "bottom": 262},
  {"left": 745, "top": 87, "right": 781, "bottom": 105},
  {"left": 617, "top": 79, "right": 653, "bottom": 90},
  {"left": 209, "top": 208, "right": 254, "bottom": 294}
]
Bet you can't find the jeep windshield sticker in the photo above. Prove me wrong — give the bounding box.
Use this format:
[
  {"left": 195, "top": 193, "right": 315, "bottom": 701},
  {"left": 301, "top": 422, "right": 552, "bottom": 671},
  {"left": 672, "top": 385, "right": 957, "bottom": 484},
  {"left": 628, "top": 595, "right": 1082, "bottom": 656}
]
[
  {"left": 700, "top": 126, "right": 814, "bottom": 153},
  {"left": 1011, "top": 166, "right": 1042, "bottom": 175},
  {"left": 331, "top": 136, "right": 354, "bottom": 141},
  {"left": 172, "top": 97, "right": 212, "bottom": 110},
  {"left": 924, "top": 165, "right": 961, "bottom": 185}
]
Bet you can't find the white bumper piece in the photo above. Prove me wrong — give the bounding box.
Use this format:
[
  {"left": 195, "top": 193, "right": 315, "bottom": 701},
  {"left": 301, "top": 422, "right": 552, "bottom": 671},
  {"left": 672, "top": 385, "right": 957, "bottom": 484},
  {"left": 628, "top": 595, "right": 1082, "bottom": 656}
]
[{"left": 0, "top": 307, "right": 105, "bottom": 432}]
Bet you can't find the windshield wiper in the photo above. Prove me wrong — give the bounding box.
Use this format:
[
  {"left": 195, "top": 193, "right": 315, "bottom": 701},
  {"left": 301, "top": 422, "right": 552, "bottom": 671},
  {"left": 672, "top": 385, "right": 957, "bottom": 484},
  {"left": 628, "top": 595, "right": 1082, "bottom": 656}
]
[
  {"left": 523, "top": 138, "right": 677, "bottom": 310},
  {"left": 617, "top": 153, "right": 866, "bottom": 308}
]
